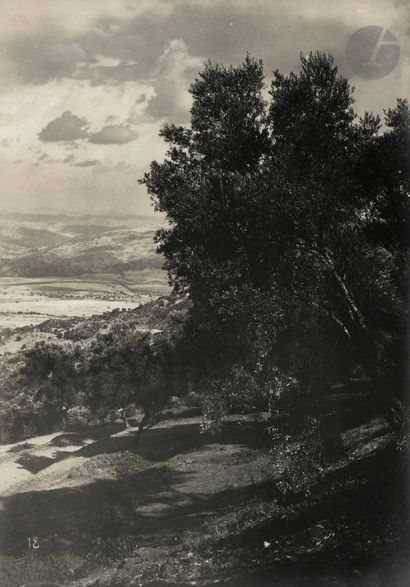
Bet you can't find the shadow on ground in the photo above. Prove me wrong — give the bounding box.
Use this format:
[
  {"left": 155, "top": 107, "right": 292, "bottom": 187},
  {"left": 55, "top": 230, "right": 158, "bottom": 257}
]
[
  {"left": 0, "top": 461, "right": 273, "bottom": 557},
  {"left": 0, "top": 416, "right": 405, "bottom": 587},
  {"left": 6, "top": 443, "right": 35, "bottom": 454},
  {"left": 15, "top": 454, "right": 57, "bottom": 474},
  {"left": 0, "top": 417, "right": 271, "bottom": 558},
  {"left": 76, "top": 418, "right": 269, "bottom": 461}
]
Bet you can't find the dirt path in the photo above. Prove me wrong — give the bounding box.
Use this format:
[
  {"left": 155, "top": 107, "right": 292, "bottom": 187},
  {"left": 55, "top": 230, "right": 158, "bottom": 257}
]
[
  {"left": 0, "top": 415, "right": 399, "bottom": 587},
  {"left": 0, "top": 431, "right": 94, "bottom": 496},
  {"left": 0, "top": 415, "right": 273, "bottom": 586}
]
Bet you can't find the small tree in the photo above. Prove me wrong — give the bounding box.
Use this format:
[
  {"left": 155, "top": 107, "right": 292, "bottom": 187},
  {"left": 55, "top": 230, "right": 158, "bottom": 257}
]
[
  {"left": 85, "top": 321, "right": 176, "bottom": 443},
  {"left": 18, "top": 341, "right": 83, "bottom": 434}
]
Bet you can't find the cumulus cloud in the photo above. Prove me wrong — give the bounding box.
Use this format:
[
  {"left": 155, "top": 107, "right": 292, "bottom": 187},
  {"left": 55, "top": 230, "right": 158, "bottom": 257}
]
[
  {"left": 88, "top": 123, "right": 138, "bottom": 144},
  {"left": 38, "top": 111, "right": 89, "bottom": 142},
  {"left": 147, "top": 39, "right": 203, "bottom": 121}
]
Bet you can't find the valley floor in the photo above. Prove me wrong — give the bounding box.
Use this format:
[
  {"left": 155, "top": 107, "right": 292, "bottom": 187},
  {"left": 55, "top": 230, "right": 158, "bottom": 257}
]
[{"left": 0, "top": 275, "right": 168, "bottom": 330}]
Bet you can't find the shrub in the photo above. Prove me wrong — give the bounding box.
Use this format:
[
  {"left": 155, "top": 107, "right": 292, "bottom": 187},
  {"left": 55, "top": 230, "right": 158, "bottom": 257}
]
[
  {"left": 184, "top": 390, "right": 202, "bottom": 407},
  {"left": 66, "top": 405, "right": 94, "bottom": 428},
  {"left": 168, "top": 395, "right": 183, "bottom": 409},
  {"left": 268, "top": 416, "right": 324, "bottom": 496},
  {"left": 200, "top": 386, "right": 227, "bottom": 435}
]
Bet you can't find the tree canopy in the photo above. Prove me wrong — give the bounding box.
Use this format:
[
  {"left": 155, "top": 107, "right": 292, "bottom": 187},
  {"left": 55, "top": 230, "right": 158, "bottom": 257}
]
[
  {"left": 84, "top": 322, "right": 176, "bottom": 439},
  {"left": 141, "top": 52, "right": 409, "bottom": 414}
]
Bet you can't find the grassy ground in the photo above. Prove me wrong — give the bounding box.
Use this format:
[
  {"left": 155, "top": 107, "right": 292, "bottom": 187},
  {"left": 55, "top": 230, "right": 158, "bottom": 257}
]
[{"left": 0, "top": 412, "right": 407, "bottom": 587}]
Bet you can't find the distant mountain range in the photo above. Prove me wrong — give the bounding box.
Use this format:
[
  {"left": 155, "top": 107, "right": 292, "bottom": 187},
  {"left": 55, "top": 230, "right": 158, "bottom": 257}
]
[{"left": 0, "top": 211, "right": 167, "bottom": 279}]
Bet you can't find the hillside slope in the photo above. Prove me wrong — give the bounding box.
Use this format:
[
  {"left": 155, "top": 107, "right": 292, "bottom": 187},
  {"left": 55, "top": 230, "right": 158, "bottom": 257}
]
[
  {"left": 0, "top": 212, "right": 166, "bottom": 278},
  {"left": 0, "top": 294, "right": 190, "bottom": 357},
  {"left": 0, "top": 412, "right": 403, "bottom": 587}
]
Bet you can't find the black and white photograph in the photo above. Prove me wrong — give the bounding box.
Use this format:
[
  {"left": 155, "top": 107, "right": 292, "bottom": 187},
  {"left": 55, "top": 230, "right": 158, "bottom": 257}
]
[{"left": 0, "top": 1, "right": 409, "bottom": 585}]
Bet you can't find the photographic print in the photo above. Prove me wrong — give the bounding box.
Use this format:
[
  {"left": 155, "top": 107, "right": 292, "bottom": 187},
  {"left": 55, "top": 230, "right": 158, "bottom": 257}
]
[{"left": 0, "top": 1, "right": 408, "bottom": 586}]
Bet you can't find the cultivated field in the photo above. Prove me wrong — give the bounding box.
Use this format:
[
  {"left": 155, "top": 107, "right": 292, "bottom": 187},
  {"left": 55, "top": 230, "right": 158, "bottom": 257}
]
[
  {"left": 0, "top": 211, "right": 170, "bottom": 328},
  {"left": 0, "top": 276, "right": 169, "bottom": 329}
]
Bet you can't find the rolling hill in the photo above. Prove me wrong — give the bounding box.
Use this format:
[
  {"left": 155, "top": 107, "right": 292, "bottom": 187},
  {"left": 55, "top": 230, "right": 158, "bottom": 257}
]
[
  {"left": 0, "top": 212, "right": 167, "bottom": 278},
  {"left": 0, "top": 212, "right": 170, "bottom": 328}
]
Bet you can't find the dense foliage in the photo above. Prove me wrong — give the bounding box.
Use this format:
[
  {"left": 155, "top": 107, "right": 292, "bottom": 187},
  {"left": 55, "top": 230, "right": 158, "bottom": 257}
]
[
  {"left": 141, "top": 52, "right": 409, "bottom": 425},
  {"left": 0, "top": 304, "right": 183, "bottom": 442},
  {"left": 84, "top": 321, "right": 177, "bottom": 440}
]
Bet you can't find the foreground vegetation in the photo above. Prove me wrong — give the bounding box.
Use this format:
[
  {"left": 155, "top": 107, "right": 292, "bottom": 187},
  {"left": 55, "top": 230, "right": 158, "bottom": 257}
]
[{"left": 0, "top": 296, "right": 189, "bottom": 443}]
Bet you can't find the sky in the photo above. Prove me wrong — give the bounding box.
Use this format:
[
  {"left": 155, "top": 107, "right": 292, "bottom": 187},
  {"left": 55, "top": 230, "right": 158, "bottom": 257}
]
[{"left": 0, "top": 0, "right": 409, "bottom": 216}]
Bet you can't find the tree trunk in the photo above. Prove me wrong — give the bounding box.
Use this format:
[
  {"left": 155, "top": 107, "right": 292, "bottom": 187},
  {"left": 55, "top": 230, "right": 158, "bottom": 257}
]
[
  {"left": 121, "top": 406, "right": 129, "bottom": 430},
  {"left": 135, "top": 413, "right": 150, "bottom": 445},
  {"left": 319, "top": 250, "right": 405, "bottom": 432}
]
